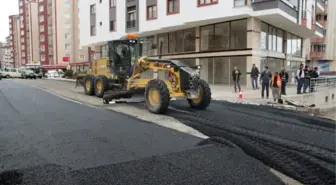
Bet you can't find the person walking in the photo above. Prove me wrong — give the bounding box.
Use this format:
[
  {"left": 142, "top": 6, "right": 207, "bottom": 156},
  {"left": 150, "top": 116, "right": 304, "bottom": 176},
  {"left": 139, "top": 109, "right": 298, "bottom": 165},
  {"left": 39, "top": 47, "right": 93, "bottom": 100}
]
[
  {"left": 232, "top": 66, "right": 242, "bottom": 93},
  {"left": 303, "top": 66, "right": 311, "bottom": 93},
  {"left": 279, "top": 67, "right": 289, "bottom": 95},
  {"left": 296, "top": 64, "right": 305, "bottom": 94},
  {"left": 250, "top": 64, "right": 260, "bottom": 90},
  {"left": 260, "top": 66, "right": 272, "bottom": 99},
  {"left": 271, "top": 72, "right": 282, "bottom": 103}
]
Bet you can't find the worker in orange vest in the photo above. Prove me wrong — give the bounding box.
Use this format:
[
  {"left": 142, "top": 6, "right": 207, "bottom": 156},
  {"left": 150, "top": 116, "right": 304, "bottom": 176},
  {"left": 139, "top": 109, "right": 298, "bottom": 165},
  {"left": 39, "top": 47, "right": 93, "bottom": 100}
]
[{"left": 271, "top": 72, "right": 282, "bottom": 103}]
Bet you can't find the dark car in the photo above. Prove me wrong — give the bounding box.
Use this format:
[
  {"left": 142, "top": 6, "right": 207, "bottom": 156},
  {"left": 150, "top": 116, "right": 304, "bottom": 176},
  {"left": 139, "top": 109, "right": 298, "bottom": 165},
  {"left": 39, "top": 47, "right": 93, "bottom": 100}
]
[
  {"left": 28, "top": 67, "right": 43, "bottom": 79},
  {"left": 22, "top": 69, "right": 37, "bottom": 79}
]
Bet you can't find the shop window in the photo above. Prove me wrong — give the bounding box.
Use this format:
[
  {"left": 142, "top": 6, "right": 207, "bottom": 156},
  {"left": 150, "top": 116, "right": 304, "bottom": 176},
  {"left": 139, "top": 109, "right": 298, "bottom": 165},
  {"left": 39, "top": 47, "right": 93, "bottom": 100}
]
[
  {"left": 260, "top": 23, "right": 268, "bottom": 50},
  {"left": 158, "top": 33, "right": 169, "bottom": 54},
  {"left": 230, "top": 19, "right": 247, "bottom": 49},
  {"left": 214, "top": 22, "right": 230, "bottom": 50}
]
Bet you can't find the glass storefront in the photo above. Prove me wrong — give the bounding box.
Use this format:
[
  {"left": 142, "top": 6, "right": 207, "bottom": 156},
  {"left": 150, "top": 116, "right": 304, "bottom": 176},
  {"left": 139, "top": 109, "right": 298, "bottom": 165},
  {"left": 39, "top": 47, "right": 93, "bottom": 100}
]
[
  {"left": 200, "top": 19, "right": 247, "bottom": 51},
  {"left": 200, "top": 57, "right": 247, "bottom": 85},
  {"left": 261, "top": 22, "right": 284, "bottom": 53},
  {"left": 260, "top": 57, "right": 284, "bottom": 73}
]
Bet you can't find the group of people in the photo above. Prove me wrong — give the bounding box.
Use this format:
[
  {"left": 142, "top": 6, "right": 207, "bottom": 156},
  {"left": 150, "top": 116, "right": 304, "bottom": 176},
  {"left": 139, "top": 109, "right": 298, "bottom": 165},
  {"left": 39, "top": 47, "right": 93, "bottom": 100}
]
[{"left": 231, "top": 63, "right": 320, "bottom": 103}]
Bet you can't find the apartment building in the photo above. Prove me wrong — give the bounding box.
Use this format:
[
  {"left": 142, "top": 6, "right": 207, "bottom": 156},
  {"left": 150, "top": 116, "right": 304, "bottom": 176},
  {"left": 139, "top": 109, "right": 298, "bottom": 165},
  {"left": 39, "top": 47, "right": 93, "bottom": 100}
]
[
  {"left": 0, "top": 42, "right": 14, "bottom": 68},
  {"left": 18, "top": 0, "right": 40, "bottom": 65},
  {"left": 308, "top": 0, "right": 336, "bottom": 72},
  {"left": 9, "top": 14, "right": 22, "bottom": 68},
  {"left": 79, "top": 0, "right": 320, "bottom": 87},
  {"left": 38, "top": 0, "right": 88, "bottom": 68}
]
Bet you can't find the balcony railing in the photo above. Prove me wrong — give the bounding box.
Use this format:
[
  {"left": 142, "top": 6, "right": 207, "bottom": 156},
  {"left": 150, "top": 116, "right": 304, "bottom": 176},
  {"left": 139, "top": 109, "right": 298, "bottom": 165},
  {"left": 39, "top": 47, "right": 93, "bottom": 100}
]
[
  {"left": 310, "top": 51, "right": 325, "bottom": 59},
  {"left": 126, "top": 20, "right": 136, "bottom": 28},
  {"left": 234, "top": 0, "right": 251, "bottom": 6}
]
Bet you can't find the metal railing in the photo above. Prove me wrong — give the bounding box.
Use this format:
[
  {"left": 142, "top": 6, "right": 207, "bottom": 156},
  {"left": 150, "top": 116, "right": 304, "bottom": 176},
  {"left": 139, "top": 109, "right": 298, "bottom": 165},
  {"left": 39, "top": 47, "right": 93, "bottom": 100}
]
[{"left": 310, "top": 77, "right": 336, "bottom": 92}]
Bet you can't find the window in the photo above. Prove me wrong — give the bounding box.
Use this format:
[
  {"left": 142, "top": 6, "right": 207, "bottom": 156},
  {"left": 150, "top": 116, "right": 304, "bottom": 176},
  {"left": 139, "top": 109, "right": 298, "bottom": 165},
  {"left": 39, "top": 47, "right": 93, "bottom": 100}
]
[
  {"left": 80, "top": 55, "right": 85, "bottom": 60},
  {"left": 198, "top": 0, "right": 218, "bottom": 6},
  {"left": 90, "top": 25, "right": 96, "bottom": 36},
  {"left": 200, "top": 25, "right": 214, "bottom": 51},
  {"left": 142, "top": 36, "right": 155, "bottom": 56},
  {"left": 90, "top": 4, "right": 96, "bottom": 15},
  {"left": 64, "top": 1, "right": 70, "bottom": 8},
  {"left": 39, "top": 15, "right": 44, "bottom": 22},
  {"left": 110, "top": 20, "right": 116, "bottom": 31},
  {"left": 64, "top": 13, "right": 71, "bottom": 18},
  {"left": 147, "top": 5, "right": 157, "bottom": 20},
  {"left": 41, "top": 55, "right": 45, "bottom": 61},
  {"left": 110, "top": 0, "right": 116, "bottom": 7},
  {"left": 214, "top": 22, "right": 230, "bottom": 50},
  {"left": 65, "top": 33, "right": 71, "bottom": 39},
  {"left": 276, "top": 29, "right": 283, "bottom": 53},
  {"left": 65, "top": 44, "right": 71, "bottom": 49},
  {"left": 260, "top": 23, "right": 268, "bottom": 50},
  {"left": 158, "top": 33, "right": 169, "bottom": 54},
  {"left": 39, "top": 5, "right": 44, "bottom": 12},
  {"left": 127, "top": 6, "right": 136, "bottom": 28},
  {"left": 40, "top": 45, "right": 45, "bottom": 52},
  {"left": 286, "top": 32, "right": 292, "bottom": 55},
  {"left": 167, "top": 0, "right": 179, "bottom": 14},
  {"left": 64, "top": 23, "right": 71, "bottom": 28},
  {"left": 230, "top": 19, "right": 247, "bottom": 49},
  {"left": 39, "top": 25, "right": 45, "bottom": 32}
]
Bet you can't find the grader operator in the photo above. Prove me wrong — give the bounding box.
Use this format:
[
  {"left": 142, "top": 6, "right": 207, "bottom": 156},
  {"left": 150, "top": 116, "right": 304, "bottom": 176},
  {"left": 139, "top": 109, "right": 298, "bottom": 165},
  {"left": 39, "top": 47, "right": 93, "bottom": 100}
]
[{"left": 81, "top": 34, "right": 211, "bottom": 114}]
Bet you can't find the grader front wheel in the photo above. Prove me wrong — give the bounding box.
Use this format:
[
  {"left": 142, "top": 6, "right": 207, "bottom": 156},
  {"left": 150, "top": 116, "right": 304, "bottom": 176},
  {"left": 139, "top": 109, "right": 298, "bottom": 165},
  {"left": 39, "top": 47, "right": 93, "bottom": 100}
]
[
  {"left": 145, "top": 79, "right": 170, "bottom": 114},
  {"left": 187, "top": 79, "right": 211, "bottom": 109}
]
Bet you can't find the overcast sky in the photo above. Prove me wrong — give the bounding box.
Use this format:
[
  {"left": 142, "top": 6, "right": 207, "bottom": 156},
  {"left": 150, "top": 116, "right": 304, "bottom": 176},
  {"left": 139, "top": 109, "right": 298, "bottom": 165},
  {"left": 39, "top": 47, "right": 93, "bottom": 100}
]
[{"left": 0, "top": 1, "right": 18, "bottom": 42}]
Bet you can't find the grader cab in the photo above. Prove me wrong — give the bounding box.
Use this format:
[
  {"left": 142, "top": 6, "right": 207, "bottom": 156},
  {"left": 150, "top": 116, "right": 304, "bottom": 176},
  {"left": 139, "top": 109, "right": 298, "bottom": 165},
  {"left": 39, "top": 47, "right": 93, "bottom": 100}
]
[{"left": 81, "top": 34, "right": 211, "bottom": 114}]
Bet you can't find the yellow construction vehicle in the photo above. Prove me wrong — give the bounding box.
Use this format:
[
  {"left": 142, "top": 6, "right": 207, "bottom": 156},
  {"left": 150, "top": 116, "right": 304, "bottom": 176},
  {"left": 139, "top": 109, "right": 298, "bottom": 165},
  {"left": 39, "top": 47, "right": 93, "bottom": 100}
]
[{"left": 81, "top": 34, "right": 211, "bottom": 114}]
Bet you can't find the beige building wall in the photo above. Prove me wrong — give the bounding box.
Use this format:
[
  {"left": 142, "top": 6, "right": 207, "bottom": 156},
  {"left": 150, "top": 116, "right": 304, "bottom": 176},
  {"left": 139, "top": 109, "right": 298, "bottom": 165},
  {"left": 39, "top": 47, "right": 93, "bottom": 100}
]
[
  {"left": 14, "top": 17, "right": 22, "bottom": 67},
  {"left": 325, "top": 0, "right": 336, "bottom": 63},
  {"left": 27, "top": 2, "right": 39, "bottom": 64},
  {"left": 73, "top": 0, "right": 88, "bottom": 63}
]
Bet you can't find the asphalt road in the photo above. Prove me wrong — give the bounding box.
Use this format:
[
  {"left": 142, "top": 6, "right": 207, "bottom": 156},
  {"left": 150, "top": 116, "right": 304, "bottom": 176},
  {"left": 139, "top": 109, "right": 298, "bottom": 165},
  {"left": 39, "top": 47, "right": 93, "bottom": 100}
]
[{"left": 0, "top": 80, "right": 285, "bottom": 185}]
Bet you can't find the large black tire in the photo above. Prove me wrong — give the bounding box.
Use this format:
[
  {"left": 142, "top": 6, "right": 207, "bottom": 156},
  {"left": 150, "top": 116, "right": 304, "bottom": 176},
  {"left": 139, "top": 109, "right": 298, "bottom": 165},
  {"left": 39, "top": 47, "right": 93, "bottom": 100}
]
[
  {"left": 145, "top": 79, "right": 170, "bottom": 114},
  {"left": 187, "top": 79, "right": 211, "bottom": 109},
  {"left": 94, "top": 76, "right": 108, "bottom": 98},
  {"left": 84, "top": 76, "right": 95, "bottom": 96}
]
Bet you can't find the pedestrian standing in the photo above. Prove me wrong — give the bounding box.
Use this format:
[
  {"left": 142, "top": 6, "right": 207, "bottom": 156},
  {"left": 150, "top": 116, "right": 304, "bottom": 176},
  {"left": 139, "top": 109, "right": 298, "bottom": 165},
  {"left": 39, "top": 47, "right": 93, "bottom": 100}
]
[
  {"left": 279, "top": 67, "right": 289, "bottom": 95},
  {"left": 250, "top": 64, "right": 260, "bottom": 90},
  {"left": 232, "top": 66, "right": 242, "bottom": 93},
  {"left": 271, "top": 72, "right": 282, "bottom": 102},
  {"left": 296, "top": 64, "right": 305, "bottom": 94},
  {"left": 310, "top": 67, "right": 320, "bottom": 92},
  {"left": 303, "top": 66, "right": 311, "bottom": 93},
  {"left": 260, "top": 66, "right": 272, "bottom": 99}
]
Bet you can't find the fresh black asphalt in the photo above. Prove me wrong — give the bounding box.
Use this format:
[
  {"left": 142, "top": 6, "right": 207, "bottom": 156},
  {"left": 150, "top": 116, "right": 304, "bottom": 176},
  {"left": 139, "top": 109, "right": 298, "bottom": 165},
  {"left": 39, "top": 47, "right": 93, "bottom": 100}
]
[{"left": 0, "top": 80, "right": 285, "bottom": 185}]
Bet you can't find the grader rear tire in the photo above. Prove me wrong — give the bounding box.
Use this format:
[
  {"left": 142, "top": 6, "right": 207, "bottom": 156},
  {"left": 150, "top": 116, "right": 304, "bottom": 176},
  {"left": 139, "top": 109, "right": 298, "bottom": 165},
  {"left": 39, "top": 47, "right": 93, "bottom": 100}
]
[
  {"left": 145, "top": 79, "right": 170, "bottom": 114},
  {"left": 94, "top": 76, "right": 108, "bottom": 98},
  {"left": 84, "top": 76, "right": 95, "bottom": 96},
  {"left": 187, "top": 79, "right": 211, "bottom": 109}
]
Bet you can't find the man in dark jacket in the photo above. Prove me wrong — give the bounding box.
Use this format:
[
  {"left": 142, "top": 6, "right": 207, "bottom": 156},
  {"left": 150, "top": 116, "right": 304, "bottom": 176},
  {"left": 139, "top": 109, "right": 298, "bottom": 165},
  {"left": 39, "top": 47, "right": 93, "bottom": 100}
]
[
  {"left": 250, "top": 64, "right": 260, "bottom": 90},
  {"left": 260, "top": 66, "right": 272, "bottom": 99},
  {"left": 303, "top": 66, "right": 311, "bottom": 93},
  {"left": 296, "top": 64, "right": 305, "bottom": 94},
  {"left": 232, "top": 66, "right": 242, "bottom": 93},
  {"left": 279, "top": 67, "right": 289, "bottom": 95},
  {"left": 310, "top": 67, "right": 320, "bottom": 92}
]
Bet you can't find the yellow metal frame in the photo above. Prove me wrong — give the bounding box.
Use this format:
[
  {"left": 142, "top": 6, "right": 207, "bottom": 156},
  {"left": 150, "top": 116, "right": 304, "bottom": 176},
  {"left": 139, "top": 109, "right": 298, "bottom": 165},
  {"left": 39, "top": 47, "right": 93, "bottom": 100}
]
[{"left": 126, "top": 57, "right": 186, "bottom": 98}]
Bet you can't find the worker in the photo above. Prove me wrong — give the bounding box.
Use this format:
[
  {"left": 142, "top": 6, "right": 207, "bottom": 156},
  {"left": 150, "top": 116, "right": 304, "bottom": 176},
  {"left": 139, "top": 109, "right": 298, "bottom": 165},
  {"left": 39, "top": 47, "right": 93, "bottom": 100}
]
[
  {"left": 279, "top": 67, "right": 289, "bottom": 95},
  {"left": 260, "top": 66, "right": 272, "bottom": 99},
  {"left": 271, "top": 72, "right": 282, "bottom": 103},
  {"left": 296, "top": 64, "right": 305, "bottom": 94},
  {"left": 232, "top": 66, "right": 242, "bottom": 93}
]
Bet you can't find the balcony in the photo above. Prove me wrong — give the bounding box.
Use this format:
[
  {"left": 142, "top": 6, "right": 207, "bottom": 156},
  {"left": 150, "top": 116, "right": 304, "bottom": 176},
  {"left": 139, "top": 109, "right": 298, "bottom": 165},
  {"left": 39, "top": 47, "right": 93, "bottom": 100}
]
[
  {"left": 316, "top": 0, "right": 325, "bottom": 13},
  {"left": 310, "top": 51, "right": 325, "bottom": 59},
  {"left": 251, "top": 0, "right": 298, "bottom": 19},
  {"left": 315, "top": 22, "right": 325, "bottom": 36},
  {"left": 126, "top": 20, "right": 136, "bottom": 28}
]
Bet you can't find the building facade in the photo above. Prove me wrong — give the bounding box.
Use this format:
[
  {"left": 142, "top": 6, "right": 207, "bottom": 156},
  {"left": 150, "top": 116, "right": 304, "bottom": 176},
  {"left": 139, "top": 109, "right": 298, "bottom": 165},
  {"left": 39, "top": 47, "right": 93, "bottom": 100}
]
[
  {"left": 79, "top": 0, "right": 320, "bottom": 86},
  {"left": 18, "top": 0, "right": 40, "bottom": 65},
  {"left": 0, "top": 42, "right": 14, "bottom": 68},
  {"left": 308, "top": 0, "right": 336, "bottom": 72},
  {"left": 38, "top": 0, "right": 88, "bottom": 68},
  {"left": 9, "top": 14, "right": 22, "bottom": 68}
]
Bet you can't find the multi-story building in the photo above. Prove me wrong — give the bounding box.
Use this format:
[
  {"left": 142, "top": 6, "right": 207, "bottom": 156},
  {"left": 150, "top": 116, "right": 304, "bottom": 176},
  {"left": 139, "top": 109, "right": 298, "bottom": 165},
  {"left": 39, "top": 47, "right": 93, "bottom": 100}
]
[
  {"left": 38, "top": 0, "right": 88, "bottom": 68},
  {"left": 0, "top": 42, "right": 14, "bottom": 68},
  {"left": 308, "top": 0, "right": 336, "bottom": 72},
  {"left": 9, "top": 14, "right": 22, "bottom": 68},
  {"left": 18, "top": 0, "right": 40, "bottom": 65},
  {"left": 79, "top": 0, "right": 321, "bottom": 87}
]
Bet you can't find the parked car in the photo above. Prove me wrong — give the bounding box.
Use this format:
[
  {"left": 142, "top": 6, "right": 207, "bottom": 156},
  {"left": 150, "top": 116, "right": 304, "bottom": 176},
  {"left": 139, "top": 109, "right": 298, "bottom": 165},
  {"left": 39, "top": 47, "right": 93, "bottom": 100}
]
[
  {"left": 21, "top": 69, "right": 37, "bottom": 79},
  {"left": 3, "top": 68, "right": 22, "bottom": 78},
  {"left": 0, "top": 69, "right": 3, "bottom": 80}
]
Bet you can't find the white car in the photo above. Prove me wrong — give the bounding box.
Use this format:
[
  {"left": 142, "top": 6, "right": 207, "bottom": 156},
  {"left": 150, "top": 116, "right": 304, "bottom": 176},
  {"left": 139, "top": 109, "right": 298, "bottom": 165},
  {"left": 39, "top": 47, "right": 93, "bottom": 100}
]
[
  {"left": 46, "top": 70, "right": 64, "bottom": 78},
  {"left": 3, "top": 68, "right": 22, "bottom": 78}
]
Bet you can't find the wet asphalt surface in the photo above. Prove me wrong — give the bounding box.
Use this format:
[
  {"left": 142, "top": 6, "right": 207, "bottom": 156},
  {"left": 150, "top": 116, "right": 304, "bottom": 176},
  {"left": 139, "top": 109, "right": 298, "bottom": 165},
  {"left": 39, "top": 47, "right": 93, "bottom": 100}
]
[{"left": 0, "top": 80, "right": 284, "bottom": 185}]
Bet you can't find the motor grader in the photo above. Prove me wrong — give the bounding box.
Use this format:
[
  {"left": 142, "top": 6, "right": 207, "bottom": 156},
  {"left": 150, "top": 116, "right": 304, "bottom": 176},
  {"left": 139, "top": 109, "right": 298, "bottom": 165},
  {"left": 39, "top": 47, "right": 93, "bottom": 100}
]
[{"left": 80, "top": 34, "right": 211, "bottom": 114}]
